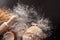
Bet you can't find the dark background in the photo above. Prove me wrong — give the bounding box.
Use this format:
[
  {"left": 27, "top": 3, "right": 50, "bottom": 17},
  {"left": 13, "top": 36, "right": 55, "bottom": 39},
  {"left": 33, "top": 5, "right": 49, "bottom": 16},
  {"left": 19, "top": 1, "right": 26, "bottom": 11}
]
[{"left": 0, "top": 0, "right": 60, "bottom": 40}]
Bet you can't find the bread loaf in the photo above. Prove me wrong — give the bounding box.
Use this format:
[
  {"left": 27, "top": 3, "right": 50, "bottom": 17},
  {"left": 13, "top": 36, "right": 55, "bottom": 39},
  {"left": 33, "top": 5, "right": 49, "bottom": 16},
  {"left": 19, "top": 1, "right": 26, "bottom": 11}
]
[{"left": 23, "top": 25, "right": 44, "bottom": 40}]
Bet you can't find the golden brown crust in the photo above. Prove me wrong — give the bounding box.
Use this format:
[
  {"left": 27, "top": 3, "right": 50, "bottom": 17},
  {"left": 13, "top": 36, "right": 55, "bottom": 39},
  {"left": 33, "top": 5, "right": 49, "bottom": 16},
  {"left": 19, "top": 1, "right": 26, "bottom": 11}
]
[{"left": 0, "top": 8, "right": 11, "bottom": 21}]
